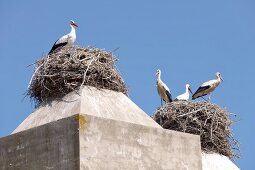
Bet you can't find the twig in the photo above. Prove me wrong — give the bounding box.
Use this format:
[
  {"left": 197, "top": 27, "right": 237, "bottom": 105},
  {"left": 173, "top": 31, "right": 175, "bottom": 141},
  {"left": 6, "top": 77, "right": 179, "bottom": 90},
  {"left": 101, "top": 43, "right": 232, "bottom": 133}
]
[
  {"left": 27, "top": 63, "right": 43, "bottom": 89},
  {"left": 177, "top": 107, "right": 206, "bottom": 118}
]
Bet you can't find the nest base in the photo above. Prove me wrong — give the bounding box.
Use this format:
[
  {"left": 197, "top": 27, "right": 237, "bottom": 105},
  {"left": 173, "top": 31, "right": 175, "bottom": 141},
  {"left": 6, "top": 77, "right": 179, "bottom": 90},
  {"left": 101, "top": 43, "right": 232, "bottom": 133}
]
[{"left": 153, "top": 101, "right": 239, "bottom": 158}]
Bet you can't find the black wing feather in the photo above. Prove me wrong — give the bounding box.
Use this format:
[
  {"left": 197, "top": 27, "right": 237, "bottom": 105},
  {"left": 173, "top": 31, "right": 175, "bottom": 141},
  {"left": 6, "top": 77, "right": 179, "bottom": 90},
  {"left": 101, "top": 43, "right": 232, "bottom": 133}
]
[
  {"left": 48, "top": 41, "right": 68, "bottom": 55},
  {"left": 192, "top": 85, "right": 210, "bottom": 100},
  {"left": 165, "top": 90, "right": 173, "bottom": 102}
]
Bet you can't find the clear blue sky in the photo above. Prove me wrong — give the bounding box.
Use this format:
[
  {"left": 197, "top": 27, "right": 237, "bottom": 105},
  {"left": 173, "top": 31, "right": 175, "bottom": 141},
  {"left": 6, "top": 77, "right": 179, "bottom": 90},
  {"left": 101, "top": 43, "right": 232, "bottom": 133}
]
[{"left": 0, "top": 0, "right": 254, "bottom": 169}]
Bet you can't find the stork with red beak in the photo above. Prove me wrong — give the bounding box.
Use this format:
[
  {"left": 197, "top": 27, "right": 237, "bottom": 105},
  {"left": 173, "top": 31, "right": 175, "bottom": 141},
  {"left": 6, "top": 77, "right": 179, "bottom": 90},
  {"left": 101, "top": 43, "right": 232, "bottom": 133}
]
[
  {"left": 48, "top": 20, "right": 78, "bottom": 54},
  {"left": 156, "top": 69, "right": 173, "bottom": 105}
]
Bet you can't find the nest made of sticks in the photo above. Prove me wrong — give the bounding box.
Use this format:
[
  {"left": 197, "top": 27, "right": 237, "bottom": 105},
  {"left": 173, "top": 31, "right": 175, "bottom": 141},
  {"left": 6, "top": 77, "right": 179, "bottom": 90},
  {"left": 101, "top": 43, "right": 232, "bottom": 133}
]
[
  {"left": 153, "top": 101, "right": 239, "bottom": 158},
  {"left": 27, "top": 46, "right": 128, "bottom": 106}
]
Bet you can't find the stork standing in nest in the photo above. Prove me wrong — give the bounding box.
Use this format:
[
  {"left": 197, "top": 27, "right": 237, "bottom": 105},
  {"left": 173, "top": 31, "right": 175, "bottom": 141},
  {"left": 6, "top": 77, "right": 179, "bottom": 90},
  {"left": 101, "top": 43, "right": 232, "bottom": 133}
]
[
  {"left": 174, "top": 84, "right": 193, "bottom": 101},
  {"left": 48, "top": 20, "right": 78, "bottom": 55},
  {"left": 156, "top": 69, "right": 172, "bottom": 105},
  {"left": 192, "top": 72, "right": 223, "bottom": 101}
]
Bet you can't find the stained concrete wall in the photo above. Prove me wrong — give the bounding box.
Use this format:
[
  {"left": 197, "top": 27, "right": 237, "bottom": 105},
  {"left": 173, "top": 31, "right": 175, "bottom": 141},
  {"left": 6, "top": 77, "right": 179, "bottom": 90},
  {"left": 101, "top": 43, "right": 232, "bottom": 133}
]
[
  {"left": 0, "top": 115, "right": 80, "bottom": 170},
  {"left": 1, "top": 114, "right": 202, "bottom": 170},
  {"left": 79, "top": 114, "right": 202, "bottom": 170}
]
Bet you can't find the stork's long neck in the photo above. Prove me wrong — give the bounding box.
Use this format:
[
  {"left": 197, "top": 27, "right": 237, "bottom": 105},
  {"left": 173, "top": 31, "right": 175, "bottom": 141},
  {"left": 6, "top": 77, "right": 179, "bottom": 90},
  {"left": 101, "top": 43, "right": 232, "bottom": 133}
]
[
  {"left": 70, "top": 25, "right": 76, "bottom": 35},
  {"left": 185, "top": 86, "right": 189, "bottom": 94}
]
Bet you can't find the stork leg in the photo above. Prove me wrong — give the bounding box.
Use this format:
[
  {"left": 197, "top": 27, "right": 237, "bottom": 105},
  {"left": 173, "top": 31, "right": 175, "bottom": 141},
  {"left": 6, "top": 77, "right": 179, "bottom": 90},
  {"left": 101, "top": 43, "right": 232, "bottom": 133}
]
[
  {"left": 208, "top": 93, "right": 211, "bottom": 102},
  {"left": 201, "top": 96, "right": 209, "bottom": 102},
  {"left": 161, "top": 99, "right": 162, "bottom": 106}
]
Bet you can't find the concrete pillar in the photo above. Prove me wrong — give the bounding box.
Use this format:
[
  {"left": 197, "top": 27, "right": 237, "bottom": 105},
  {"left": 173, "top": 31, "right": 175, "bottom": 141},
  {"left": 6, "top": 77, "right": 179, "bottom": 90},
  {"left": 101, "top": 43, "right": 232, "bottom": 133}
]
[{"left": 0, "top": 87, "right": 203, "bottom": 169}]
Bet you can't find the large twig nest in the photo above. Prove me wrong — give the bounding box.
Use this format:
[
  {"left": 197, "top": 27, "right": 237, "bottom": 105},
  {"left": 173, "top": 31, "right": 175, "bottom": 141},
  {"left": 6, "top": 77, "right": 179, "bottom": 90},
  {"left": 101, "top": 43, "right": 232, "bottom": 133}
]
[
  {"left": 27, "top": 46, "right": 128, "bottom": 106},
  {"left": 153, "top": 101, "right": 239, "bottom": 158}
]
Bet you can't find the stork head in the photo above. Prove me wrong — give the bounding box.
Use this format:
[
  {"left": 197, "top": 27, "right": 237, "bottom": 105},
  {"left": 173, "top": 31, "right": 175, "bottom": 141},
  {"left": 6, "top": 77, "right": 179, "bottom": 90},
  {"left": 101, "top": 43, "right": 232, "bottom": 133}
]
[
  {"left": 186, "top": 84, "right": 193, "bottom": 94},
  {"left": 155, "top": 69, "right": 161, "bottom": 77},
  {"left": 215, "top": 72, "right": 223, "bottom": 82},
  {"left": 70, "top": 20, "right": 78, "bottom": 28}
]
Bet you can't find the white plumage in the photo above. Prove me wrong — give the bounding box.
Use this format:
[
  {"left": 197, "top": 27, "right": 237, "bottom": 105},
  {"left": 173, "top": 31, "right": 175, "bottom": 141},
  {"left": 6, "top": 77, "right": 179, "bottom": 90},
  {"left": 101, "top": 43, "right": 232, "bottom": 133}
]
[
  {"left": 192, "top": 72, "right": 223, "bottom": 100},
  {"left": 156, "top": 69, "right": 172, "bottom": 105},
  {"left": 48, "top": 20, "right": 78, "bottom": 54},
  {"left": 175, "top": 84, "right": 192, "bottom": 101}
]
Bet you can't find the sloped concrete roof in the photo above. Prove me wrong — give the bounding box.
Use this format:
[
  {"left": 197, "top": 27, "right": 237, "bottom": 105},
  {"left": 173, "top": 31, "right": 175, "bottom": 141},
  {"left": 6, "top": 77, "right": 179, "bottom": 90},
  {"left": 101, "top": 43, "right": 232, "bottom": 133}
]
[
  {"left": 13, "top": 86, "right": 160, "bottom": 133},
  {"left": 202, "top": 153, "right": 240, "bottom": 170}
]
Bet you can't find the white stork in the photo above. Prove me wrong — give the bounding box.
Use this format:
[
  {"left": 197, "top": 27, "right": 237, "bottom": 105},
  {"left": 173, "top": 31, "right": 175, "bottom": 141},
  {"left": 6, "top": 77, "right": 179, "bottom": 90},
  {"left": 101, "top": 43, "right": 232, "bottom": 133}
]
[
  {"left": 174, "top": 84, "right": 192, "bottom": 101},
  {"left": 192, "top": 72, "right": 223, "bottom": 101},
  {"left": 48, "top": 20, "right": 78, "bottom": 54},
  {"left": 156, "top": 69, "right": 172, "bottom": 105}
]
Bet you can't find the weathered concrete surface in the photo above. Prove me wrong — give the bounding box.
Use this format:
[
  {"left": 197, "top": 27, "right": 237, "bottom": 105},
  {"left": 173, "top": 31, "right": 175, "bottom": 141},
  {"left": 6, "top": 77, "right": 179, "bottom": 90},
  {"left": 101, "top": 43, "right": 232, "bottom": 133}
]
[
  {"left": 0, "top": 115, "right": 79, "bottom": 170},
  {"left": 202, "top": 153, "right": 240, "bottom": 170},
  {"left": 1, "top": 114, "right": 202, "bottom": 170},
  {"left": 79, "top": 114, "right": 202, "bottom": 170},
  {"left": 13, "top": 86, "right": 160, "bottom": 134}
]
